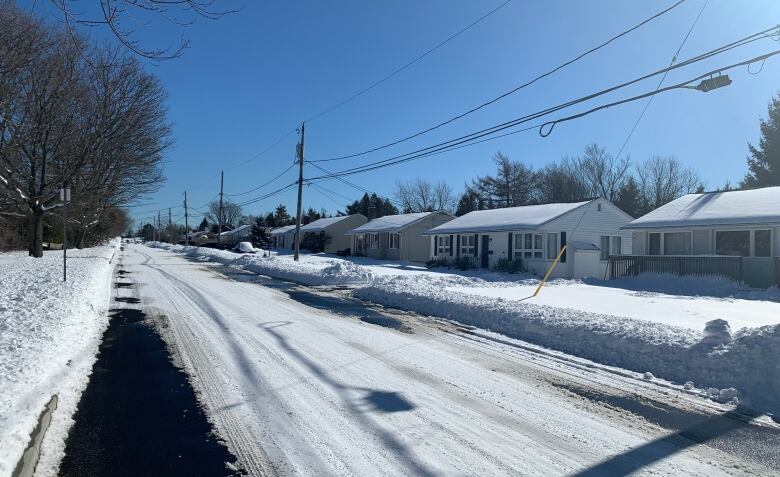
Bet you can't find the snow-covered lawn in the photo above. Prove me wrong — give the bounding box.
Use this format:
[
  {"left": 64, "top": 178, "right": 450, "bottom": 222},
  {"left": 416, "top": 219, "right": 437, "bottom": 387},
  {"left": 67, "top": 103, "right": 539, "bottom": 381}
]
[
  {"left": 149, "top": 243, "right": 780, "bottom": 412},
  {"left": 0, "top": 241, "right": 118, "bottom": 476}
]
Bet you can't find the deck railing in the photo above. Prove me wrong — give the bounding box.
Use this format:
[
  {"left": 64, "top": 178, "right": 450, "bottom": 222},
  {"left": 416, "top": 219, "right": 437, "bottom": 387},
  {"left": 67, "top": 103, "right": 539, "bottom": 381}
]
[{"left": 607, "top": 255, "right": 743, "bottom": 282}]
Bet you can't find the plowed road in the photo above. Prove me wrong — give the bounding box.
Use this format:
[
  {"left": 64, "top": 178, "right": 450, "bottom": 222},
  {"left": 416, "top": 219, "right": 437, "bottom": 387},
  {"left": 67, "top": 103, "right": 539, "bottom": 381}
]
[{"left": 116, "top": 244, "right": 780, "bottom": 476}]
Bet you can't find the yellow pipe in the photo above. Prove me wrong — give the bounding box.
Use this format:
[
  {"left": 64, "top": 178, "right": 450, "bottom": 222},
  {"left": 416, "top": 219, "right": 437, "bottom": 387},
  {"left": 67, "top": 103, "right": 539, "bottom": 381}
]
[{"left": 532, "top": 245, "right": 567, "bottom": 298}]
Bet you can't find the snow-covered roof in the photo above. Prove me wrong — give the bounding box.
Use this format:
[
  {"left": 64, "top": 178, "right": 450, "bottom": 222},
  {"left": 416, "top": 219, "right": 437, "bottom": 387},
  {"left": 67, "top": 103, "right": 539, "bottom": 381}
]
[
  {"left": 424, "top": 201, "right": 590, "bottom": 234},
  {"left": 219, "top": 224, "right": 252, "bottom": 237},
  {"left": 300, "top": 215, "right": 357, "bottom": 232},
  {"left": 270, "top": 225, "right": 297, "bottom": 235},
  {"left": 347, "top": 212, "right": 448, "bottom": 234},
  {"left": 623, "top": 186, "right": 780, "bottom": 229}
]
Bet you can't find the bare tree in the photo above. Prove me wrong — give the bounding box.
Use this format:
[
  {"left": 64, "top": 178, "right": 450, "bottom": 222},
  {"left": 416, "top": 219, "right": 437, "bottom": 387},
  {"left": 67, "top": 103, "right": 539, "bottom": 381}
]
[
  {"left": 535, "top": 156, "right": 590, "bottom": 203},
  {"left": 394, "top": 178, "right": 455, "bottom": 213},
  {"left": 636, "top": 155, "right": 703, "bottom": 211},
  {"left": 579, "top": 144, "right": 630, "bottom": 201},
  {"left": 0, "top": 4, "right": 171, "bottom": 255},
  {"left": 49, "top": 0, "right": 237, "bottom": 60},
  {"left": 205, "top": 199, "right": 242, "bottom": 229}
]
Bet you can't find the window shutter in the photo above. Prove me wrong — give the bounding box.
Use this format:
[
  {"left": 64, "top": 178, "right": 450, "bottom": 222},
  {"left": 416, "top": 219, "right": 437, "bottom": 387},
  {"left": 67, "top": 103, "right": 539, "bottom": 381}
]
[
  {"left": 560, "top": 232, "right": 567, "bottom": 263},
  {"left": 456, "top": 235, "right": 461, "bottom": 257},
  {"left": 508, "top": 233, "right": 513, "bottom": 260},
  {"left": 474, "top": 234, "right": 479, "bottom": 256},
  {"left": 449, "top": 235, "right": 453, "bottom": 256}
]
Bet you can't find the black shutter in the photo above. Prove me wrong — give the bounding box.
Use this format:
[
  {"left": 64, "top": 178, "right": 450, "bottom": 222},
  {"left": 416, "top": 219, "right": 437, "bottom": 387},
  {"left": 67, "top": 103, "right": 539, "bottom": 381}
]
[
  {"left": 474, "top": 234, "right": 479, "bottom": 256},
  {"left": 560, "top": 231, "right": 567, "bottom": 263},
  {"left": 508, "top": 233, "right": 513, "bottom": 260},
  {"left": 449, "top": 235, "right": 453, "bottom": 256},
  {"left": 456, "top": 235, "right": 461, "bottom": 257}
]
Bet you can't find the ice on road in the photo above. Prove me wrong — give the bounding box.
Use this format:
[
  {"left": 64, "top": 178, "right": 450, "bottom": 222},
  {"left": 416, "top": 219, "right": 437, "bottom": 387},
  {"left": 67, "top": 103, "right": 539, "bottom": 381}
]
[{"left": 121, "top": 245, "right": 774, "bottom": 476}]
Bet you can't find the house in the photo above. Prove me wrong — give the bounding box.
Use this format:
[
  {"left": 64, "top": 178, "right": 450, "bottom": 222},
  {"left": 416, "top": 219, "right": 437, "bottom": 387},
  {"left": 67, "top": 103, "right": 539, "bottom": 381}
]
[
  {"left": 622, "top": 186, "right": 780, "bottom": 287},
  {"left": 219, "top": 224, "right": 252, "bottom": 246},
  {"left": 346, "top": 211, "right": 454, "bottom": 262},
  {"left": 424, "top": 198, "right": 633, "bottom": 279},
  {"left": 270, "top": 225, "right": 297, "bottom": 249},
  {"left": 299, "top": 214, "right": 367, "bottom": 253}
]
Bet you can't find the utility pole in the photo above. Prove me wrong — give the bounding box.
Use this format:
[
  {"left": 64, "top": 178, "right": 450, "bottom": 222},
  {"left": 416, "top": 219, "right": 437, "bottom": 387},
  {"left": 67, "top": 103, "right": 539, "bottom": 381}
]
[
  {"left": 168, "top": 208, "right": 172, "bottom": 226},
  {"left": 184, "top": 190, "right": 189, "bottom": 246},
  {"left": 60, "top": 185, "right": 70, "bottom": 282},
  {"left": 293, "top": 122, "right": 305, "bottom": 261},
  {"left": 218, "top": 170, "right": 224, "bottom": 246},
  {"left": 158, "top": 210, "right": 162, "bottom": 242}
]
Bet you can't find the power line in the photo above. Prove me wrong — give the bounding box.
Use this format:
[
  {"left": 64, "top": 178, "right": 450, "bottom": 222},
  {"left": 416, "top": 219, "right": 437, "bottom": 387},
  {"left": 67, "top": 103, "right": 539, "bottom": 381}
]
[
  {"left": 613, "top": 0, "right": 709, "bottom": 161},
  {"left": 303, "top": 0, "right": 515, "bottom": 124},
  {"left": 234, "top": 182, "right": 298, "bottom": 208},
  {"left": 225, "top": 163, "right": 297, "bottom": 197},
  {"left": 311, "top": 0, "right": 690, "bottom": 163},
  {"left": 307, "top": 44, "right": 780, "bottom": 182}
]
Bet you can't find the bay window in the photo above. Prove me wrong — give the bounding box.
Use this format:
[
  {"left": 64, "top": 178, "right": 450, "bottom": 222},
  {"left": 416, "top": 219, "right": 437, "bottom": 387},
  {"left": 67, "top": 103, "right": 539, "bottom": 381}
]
[{"left": 515, "top": 233, "right": 543, "bottom": 259}]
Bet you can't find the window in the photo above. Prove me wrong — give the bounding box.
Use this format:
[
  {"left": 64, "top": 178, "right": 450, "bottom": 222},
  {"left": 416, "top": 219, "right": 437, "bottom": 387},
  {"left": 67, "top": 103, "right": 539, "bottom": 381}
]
[
  {"left": 600, "top": 236, "right": 610, "bottom": 261},
  {"left": 546, "top": 233, "right": 558, "bottom": 260},
  {"left": 754, "top": 230, "right": 771, "bottom": 257},
  {"left": 515, "top": 233, "right": 543, "bottom": 259},
  {"left": 355, "top": 234, "right": 365, "bottom": 252},
  {"left": 610, "top": 236, "right": 622, "bottom": 256},
  {"left": 388, "top": 233, "right": 400, "bottom": 250},
  {"left": 368, "top": 233, "right": 379, "bottom": 250},
  {"left": 460, "top": 235, "right": 476, "bottom": 256},
  {"left": 436, "top": 235, "right": 450, "bottom": 255},
  {"left": 716, "top": 230, "right": 750, "bottom": 256},
  {"left": 663, "top": 232, "right": 691, "bottom": 255},
  {"left": 648, "top": 233, "right": 661, "bottom": 255}
]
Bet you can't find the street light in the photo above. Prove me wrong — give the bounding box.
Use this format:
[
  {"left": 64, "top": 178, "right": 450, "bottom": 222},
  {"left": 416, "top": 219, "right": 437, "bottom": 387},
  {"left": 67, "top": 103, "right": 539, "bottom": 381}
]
[{"left": 687, "top": 74, "right": 733, "bottom": 92}]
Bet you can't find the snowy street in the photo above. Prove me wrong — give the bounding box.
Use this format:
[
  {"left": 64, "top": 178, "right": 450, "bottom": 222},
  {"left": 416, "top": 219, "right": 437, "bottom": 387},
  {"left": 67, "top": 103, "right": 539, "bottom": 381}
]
[{"left": 116, "top": 244, "right": 779, "bottom": 476}]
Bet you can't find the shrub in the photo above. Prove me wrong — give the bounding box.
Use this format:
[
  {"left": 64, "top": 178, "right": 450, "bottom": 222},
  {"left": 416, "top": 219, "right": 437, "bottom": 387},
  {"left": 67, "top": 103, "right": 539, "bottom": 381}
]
[
  {"left": 425, "top": 257, "right": 449, "bottom": 269},
  {"left": 452, "top": 256, "right": 478, "bottom": 270},
  {"left": 493, "top": 258, "right": 524, "bottom": 274}
]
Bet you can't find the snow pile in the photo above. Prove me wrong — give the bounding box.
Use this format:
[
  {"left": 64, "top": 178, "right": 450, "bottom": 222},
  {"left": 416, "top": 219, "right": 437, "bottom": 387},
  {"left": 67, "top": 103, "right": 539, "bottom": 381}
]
[
  {"left": 591, "top": 273, "right": 780, "bottom": 301},
  {"left": 0, "top": 240, "right": 119, "bottom": 476},
  {"left": 356, "top": 273, "right": 780, "bottom": 413}
]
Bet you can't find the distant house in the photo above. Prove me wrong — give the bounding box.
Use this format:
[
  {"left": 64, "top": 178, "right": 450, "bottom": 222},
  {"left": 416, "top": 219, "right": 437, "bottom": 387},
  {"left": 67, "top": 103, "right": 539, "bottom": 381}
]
[
  {"left": 219, "top": 224, "right": 252, "bottom": 246},
  {"left": 346, "top": 211, "right": 454, "bottom": 262},
  {"left": 270, "top": 225, "right": 297, "bottom": 250},
  {"left": 622, "top": 186, "right": 780, "bottom": 287},
  {"left": 299, "top": 214, "right": 367, "bottom": 253},
  {"left": 424, "top": 198, "right": 632, "bottom": 279}
]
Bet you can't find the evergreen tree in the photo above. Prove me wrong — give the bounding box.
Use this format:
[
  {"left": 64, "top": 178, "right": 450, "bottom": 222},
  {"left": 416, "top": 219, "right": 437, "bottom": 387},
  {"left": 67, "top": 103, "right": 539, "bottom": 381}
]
[
  {"left": 251, "top": 217, "right": 270, "bottom": 247},
  {"left": 197, "top": 217, "right": 209, "bottom": 231},
  {"left": 346, "top": 193, "right": 398, "bottom": 218},
  {"left": 613, "top": 177, "right": 643, "bottom": 218},
  {"left": 742, "top": 94, "right": 780, "bottom": 188},
  {"left": 273, "top": 204, "right": 292, "bottom": 225}
]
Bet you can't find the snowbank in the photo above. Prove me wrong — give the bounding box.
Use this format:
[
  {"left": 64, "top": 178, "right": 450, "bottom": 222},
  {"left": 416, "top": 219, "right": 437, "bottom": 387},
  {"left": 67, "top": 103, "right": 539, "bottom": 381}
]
[
  {"left": 0, "top": 241, "right": 119, "bottom": 476},
  {"left": 148, "top": 242, "right": 780, "bottom": 413}
]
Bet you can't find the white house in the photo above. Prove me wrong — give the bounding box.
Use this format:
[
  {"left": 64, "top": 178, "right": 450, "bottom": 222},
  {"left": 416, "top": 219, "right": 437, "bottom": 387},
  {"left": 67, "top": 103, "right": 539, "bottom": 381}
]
[
  {"left": 622, "top": 186, "right": 780, "bottom": 287},
  {"left": 299, "top": 214, "right": 367, "bottom": 253},
  {"left": 346, "top": 211, "right": 454, "bottom": 262},
  {"left": 219, "top": 224, "right": 253, "bottom": 246},
  {"left": 424, "top": 198, "right": 633, "bottom": 279},
  {"left": 270, "top": 225, "right": 297, "bottom": 250}
]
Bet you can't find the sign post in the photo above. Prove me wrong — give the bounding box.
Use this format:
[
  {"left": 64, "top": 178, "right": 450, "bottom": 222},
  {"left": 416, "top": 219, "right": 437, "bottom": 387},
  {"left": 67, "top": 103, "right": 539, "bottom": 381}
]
[{"left": 60, "top": 187, "right": 71, "bottom": 282}]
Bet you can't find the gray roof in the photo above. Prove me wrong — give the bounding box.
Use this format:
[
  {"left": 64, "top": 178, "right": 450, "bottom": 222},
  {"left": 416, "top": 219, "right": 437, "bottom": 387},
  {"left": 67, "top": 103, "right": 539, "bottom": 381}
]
[
  {"left": 270, "top": 225, "right": 296, "bottom": 235},
  {"left": 623, "top": 186, "right": 780, "bottom": 229},
  {"left": 424, "top": 201, "right": 591, "bottom": 234},
  {"left": 300, "top": 215, "right": 360, "bottom": 232},
  {"left": 347, "top": 211, "right": 451, "bottom": 234}
]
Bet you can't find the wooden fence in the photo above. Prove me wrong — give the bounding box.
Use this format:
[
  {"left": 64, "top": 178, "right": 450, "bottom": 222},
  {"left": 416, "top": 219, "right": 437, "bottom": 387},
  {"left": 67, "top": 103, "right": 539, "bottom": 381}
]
[{"left": 607, "top": 255, "right": 743, "bottom": 282}]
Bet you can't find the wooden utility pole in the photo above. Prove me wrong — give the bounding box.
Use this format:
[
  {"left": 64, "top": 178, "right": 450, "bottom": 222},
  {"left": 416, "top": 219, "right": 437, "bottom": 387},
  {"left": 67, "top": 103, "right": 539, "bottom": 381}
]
[
  {"left": 184, "top": 190, "right": 189, "bottom": 246},
  {"left": 218, "top": 170, "right": 224, "bottom": 246},
  {"left": 168, "top": 208, "right": 172, "bottom": 226},
  {"left": 293, "top": 123, "right": 305, "bottom": 261},
  {"left": 157, "top": 211, "right": 161, "bottom": 242}
]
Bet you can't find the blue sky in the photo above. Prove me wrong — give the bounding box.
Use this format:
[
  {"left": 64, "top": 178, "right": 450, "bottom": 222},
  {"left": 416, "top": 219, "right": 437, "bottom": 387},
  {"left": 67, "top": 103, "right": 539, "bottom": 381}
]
[{"left": 21, "top": 0, "right": 780, "bottom": 225}]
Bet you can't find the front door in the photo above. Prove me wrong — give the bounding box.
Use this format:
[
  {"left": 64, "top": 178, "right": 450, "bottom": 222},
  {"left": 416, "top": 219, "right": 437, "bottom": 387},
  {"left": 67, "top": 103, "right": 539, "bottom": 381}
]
[{"left": 480, "top": 235, "right": 490, "bottom": 268}]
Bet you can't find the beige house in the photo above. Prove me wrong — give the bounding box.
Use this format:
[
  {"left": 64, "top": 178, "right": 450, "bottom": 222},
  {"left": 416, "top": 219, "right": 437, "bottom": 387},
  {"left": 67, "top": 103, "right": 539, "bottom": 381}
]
[
  {"left": 347, "top": 211, "right": 454, "bottom": 262},
  {"left": 425, "top": 199, "right": 633, "bottom": 279},
  {"left": 299, "top": 214, "right": 367, "bottom": 254}
]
